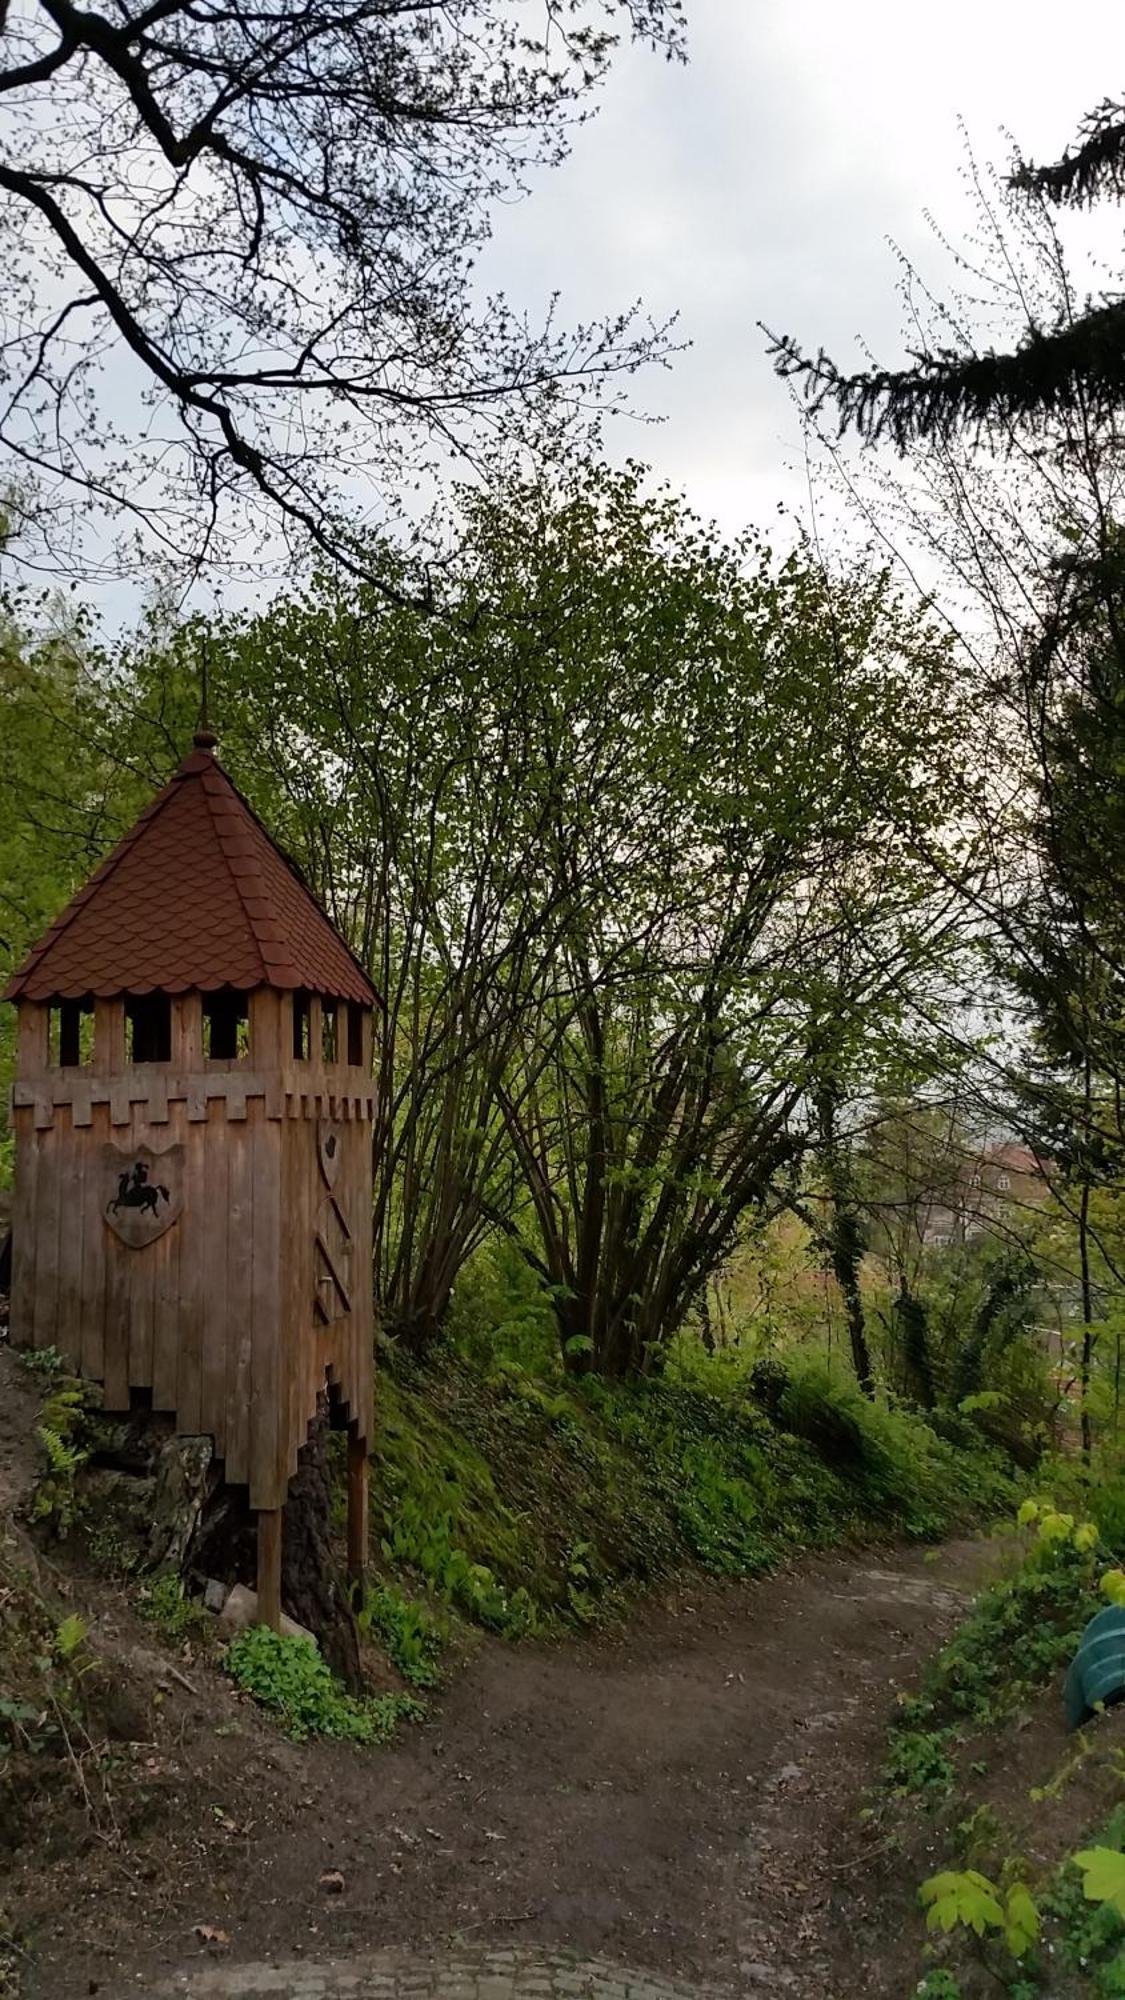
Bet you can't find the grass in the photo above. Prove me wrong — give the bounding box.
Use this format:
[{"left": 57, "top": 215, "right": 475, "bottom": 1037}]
[{"left": 368, "top": 1343, "right": 1020, "bottom": 1641}]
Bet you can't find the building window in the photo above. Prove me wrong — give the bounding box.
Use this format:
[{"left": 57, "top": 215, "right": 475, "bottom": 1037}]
[
  {"left": 125, "top": 994, "right": 171, "bottom": 1064},
  {"left": 48, "top": 999, "right": 95, "bottom": 1067},
  {"left": 997, "top": 1172, "right": 1011, "bottom": 1192},
  {"left": 292, "top": 990, "right": 311, "bottom": 1061},
  {"left": 204, "top": 991, "right": 249, "bottom": 1061},
  {"left": 347, "top": 1003, "right": 365, "bottom": 1068},
  {"left": 321, "top": 999, "right": 338, "bottom": 1065}
]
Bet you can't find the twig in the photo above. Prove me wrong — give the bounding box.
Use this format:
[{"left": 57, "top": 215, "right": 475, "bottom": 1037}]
[{"left": 455, "top": 1912, "right": 543, "bottom": 1932}]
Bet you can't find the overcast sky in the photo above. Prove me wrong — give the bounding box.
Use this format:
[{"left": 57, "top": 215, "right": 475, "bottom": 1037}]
[{"left": 474, "top": 1, "right": 1123, "bottom": 546}]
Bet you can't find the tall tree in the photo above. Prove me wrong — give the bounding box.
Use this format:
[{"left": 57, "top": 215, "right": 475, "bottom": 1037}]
[
  {"left": 0, "top": 0, "right": 683, "bottom": 581},
  {"left": 769, "top": 99, "right": 1125, "bottom": 446},
  {"left": 771, "top": 120, "right": 1125, "bottom": 1444},
  {"left": 480, "top": 491, "right": 971, "bottom": 1377}
]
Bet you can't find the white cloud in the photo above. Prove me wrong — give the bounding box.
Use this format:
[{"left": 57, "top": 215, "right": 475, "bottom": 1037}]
[{"left": 475, "top": 0, "right": 1124, "bottom": 542}]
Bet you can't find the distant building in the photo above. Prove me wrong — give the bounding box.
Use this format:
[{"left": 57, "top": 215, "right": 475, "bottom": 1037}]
[{"left": 922, "top": 1141, "right": 1051, "bottom": 1249}]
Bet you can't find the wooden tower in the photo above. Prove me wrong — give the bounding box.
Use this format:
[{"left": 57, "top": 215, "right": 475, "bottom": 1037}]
[{"left": 3, "top": 731, "right": 376, "bottom": 1626}]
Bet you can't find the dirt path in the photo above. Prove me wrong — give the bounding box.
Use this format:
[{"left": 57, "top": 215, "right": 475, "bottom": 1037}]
[{"left": 4, "top": 1534, "right": 1000, "bottom": 2000}]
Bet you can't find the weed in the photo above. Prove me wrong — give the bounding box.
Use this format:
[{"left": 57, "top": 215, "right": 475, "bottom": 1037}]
[
  {"left": 919, "top": 1867, "right": 1039, "bottom": 1960},
  {"left": 1041, "top": 1809, "right": 1125, "bottom": 1989},
  {"left": 914, "top": 1974, "right": 963, "bottom": 1999},
  {"left": 138, "top": 1573, "right": 202, "bottom": 1643},
  {"left": 955, "top": 1804, "right": 1003, "bottom": 1868},
  {"left": 14, "top": 1346, "right": 66, "bottom": 1383},
  {"left": 885, "top": 1535, "right": 1098, "bottom": 1805},
  {"left": 53, "top": 1614, "right": 87, "bottom": 1662},
  {"left": 885, "top": 1727, "right": 957, "bottom": 1797},
  {"left": 30, "top": 1380, "right": 91, "bottom": 1538},
  {"left": 224, "top": 1626, "right": 425, "bottom": 1744},
  {"left": 359, "top": 1585, "right": 445, "bottom": 1688}
]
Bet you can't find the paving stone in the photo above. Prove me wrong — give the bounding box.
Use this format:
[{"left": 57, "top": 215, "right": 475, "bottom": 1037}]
[{"left": 122, "top": 1944, "right": 728, "bottom": 2000}]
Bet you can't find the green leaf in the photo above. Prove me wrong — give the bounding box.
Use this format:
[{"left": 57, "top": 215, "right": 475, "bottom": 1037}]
[
  {"left": 1074, "top": 1847, "right": 1125, "bottom": 1919},
  {"left": 54, "top": 1612, "right": 87, "bottom": 1660},
  {"left": 1003, "top": 1883, "right": 1040, "bottom": 1957},
  {"left": 919, "top": 1869, "right": 1005, "bottom": 1938}
]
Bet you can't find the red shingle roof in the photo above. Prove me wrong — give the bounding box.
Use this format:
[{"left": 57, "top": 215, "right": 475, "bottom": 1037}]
[{"left": 3, "top": 739, "right": 376, "bottom": 1005}]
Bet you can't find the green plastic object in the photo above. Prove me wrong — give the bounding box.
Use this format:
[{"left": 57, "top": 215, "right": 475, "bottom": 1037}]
[{"left": 1065, "top": 1607, "right": 1125, "bottom": 1728}]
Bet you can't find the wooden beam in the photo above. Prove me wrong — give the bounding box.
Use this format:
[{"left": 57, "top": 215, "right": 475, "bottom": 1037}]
[
  {"left": 346, "top": 1428, "right": 369, "bottom": 1598},
  {"left": 93, "top": 998, "right": 122, "bottom": 1075},
  {"left": 17, "top": 1004, "right": 48, "bottom": 1074},
  {"left": 257, "top": 1506, "right": 283, "bottom": 1631}
]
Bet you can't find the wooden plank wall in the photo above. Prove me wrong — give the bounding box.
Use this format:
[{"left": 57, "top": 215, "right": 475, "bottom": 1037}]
[{"left": 10, "top": 991, "right": 374, "bottom": 1515}]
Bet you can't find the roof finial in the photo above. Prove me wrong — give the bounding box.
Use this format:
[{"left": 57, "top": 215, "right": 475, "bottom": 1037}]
[{"left": 194, "top": 641, "right": 217, "bottom": 754}]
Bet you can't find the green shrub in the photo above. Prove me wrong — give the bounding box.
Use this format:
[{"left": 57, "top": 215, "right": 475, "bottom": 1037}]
[
  {"left": 884, "top": 1727, "right": 957, "bottom": 1796},
  {"left": 224, "top": 1627, "right": 424, "bottom": 1743},
  {"left": 1090, "top": 1474, "right": 1125, "bottom": 1558},
  {"left": 1042, "top": 1806, "right": 1125, "bottom": 1990},
  {"left": 446, "top": 1240, "right": 560, "bottom": 1378},
  {"left": 15, "top": 1346, "right": 67, "bottom": 1383},
  {"left": 915, "top": 1973, "right": 963, "bottom": 1999},
  {"left": 138, "top": 1573, "right": 202, "bottom": 1642},
  {"left": 777, "top": 1359, "right": 1016, "bottom": 1536},
  {"left": 884, "top": 1533, "right": 1100, "bottom": 1796},
  {"left": 359, "top": 1584, "right": 446, "bottom": 1687}
]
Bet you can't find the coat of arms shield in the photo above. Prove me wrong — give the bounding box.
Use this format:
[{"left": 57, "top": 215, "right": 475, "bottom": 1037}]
[{"left": 103, "top": 1143, "right": 184, "bottom": 1248}]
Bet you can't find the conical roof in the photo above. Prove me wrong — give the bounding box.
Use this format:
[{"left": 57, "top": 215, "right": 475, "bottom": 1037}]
[{"left": 3, "top": 737, "right": 376, "bottom": 1005}]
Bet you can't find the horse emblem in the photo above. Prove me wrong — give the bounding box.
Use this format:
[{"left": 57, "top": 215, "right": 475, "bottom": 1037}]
[{"left": 103, "top": 1145, "right": 183, "bottom": 1247}]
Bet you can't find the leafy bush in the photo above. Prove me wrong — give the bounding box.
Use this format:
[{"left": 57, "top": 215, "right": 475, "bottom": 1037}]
[
  {"left": 915, "top": 1974, "right": 963, "bottom": 1999},
  {"left": 885, "top": 1727, "right": 957, "bottom": 1796},
  {"left": 884, "top": 1523, "right": 1101, "bottom": 1796},
  {"left": 777, "top": 1359, "right": 1016, "bottom": 1536},
  {"left": 1089, "top": 1474, "right": 1125, "bottom": 1558},
  {"left": 919, "top": 1867, "right": 1039, "bottom": 1959},
  {"left": 138, "top": 1573, "right": 202, "bottom": 1642},
  {"left": 446, "top": 1240, "right": 560, "bottom": 1379},
  {"left": 224, "top": 1627, "right": 424, "bottom": 1743},
  {"left": 1041, "top": 1807, "right": 1125, "bottom": 1991},
  {"left": 359, "top": 1585, "right": 446, "bottom": 1687}
]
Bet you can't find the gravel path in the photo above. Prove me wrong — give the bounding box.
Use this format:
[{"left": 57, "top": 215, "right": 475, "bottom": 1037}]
[{"left": 74, "top": 1540, "right": 1008, "bottom": 2000}]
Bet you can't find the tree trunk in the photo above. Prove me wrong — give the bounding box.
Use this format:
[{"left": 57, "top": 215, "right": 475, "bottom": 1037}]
[
  {"left": 1079, "top": 1036, "right": 1096, "bottom": 1467},
  {"left": 282, "top": 1405, "right": 363, "bottom": 1692},
  {"left": 1079, "top": 1173, "right": 1095, "bottom": 1466},
  {"left": 830, "top": 1209, "right": 875, "bottom": 1399},
  {"left": 815, "top": 1077, "right": 874, "bottom": 1400},
  {"left": 895, "top": 1285, "right": 936, "bottom": 1411}
]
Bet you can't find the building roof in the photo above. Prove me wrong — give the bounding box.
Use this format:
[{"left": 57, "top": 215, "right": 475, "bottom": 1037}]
[
  {"left": 985, "top": 1142, "right": 1048, "bottom": 1178},
  {"left": 3, "top": 736, "right": 376, "bottom": 1006}
]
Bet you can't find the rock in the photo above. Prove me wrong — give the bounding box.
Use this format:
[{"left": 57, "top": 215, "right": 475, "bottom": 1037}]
[
  {"left": 95, "top": 1677, "right": 151, "bottom": 1743},
  {"left": 318, "top": 1870, "right": 345, "bottom": 1894},
  {"left": 218, "top": 1583, "right": 317, "bottom": 1648},
  {"left": 86, "top": 1411, "right": 172, "bottom": 1477},
  {"left": 203, "top": 1577, "right": 229, "bottom": 1614},
  {"left": 147, "top": 1435, "right": 215, "bottom": 1571}
]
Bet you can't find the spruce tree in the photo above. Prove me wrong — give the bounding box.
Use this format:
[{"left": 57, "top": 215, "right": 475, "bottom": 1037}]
[{"left": 769, "top": 99, "right": 1125, "bottom": 446}]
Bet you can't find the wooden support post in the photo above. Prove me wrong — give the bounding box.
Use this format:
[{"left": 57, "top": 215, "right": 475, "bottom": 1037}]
[
  {"left": 346, "top": 1428, "right": 369, "bottom": 1599},
  {"left": 257, "top": 1506, "right": 283, "bottom": 1631}
]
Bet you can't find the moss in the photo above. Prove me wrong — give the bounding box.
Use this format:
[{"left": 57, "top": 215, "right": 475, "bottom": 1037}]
[{"left": 369, "top": 1348, "right": 1018, "bottom": 1635}]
